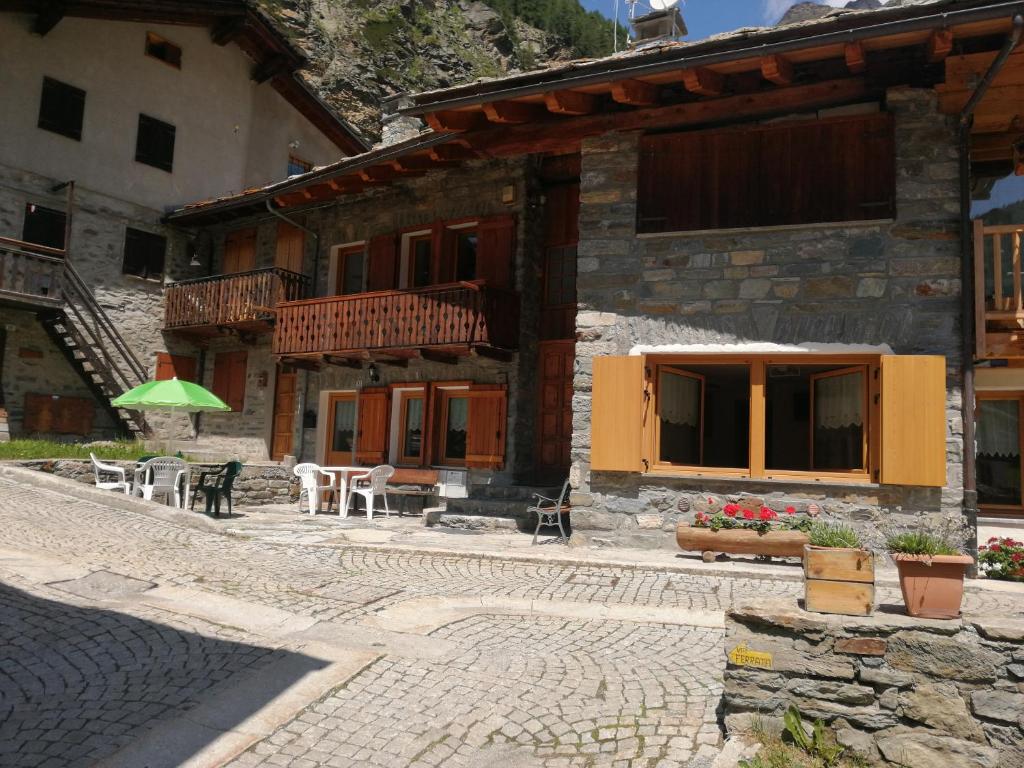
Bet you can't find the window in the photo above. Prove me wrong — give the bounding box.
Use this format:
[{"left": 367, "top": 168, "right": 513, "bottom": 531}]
[
  {"left": 335, "top": 246, "right": 366, "bottom": 295},
  {"left": 155, "top": 352, "right": 196, "bottom": 382},
  {"left": 977, "top": 393, "right": 1024, "bottom": 510},
  {"left": 122, "top": 227, "right": 166, "bottom": 280},
  {"left": 288, "top": 155, "right": 312, "bottom": 176},
  {"left": 211, "top": 351, "right": 247, "bottom": 412},
  {"left": 454, "top": 231, "right": 477, "bottom": 282},
  {"left": 145, "top": 32, "right": 182, "bottom": 68},
  {"left": 591, "top": 354, "right": 948, "bottom": 487},
  {"left": 135, "top": 114, "right": 176, "bottom": 172},
  {"left": 22, "top": 204, "right": 66, "bottom": 250},
  {"left": 397, "top": 390, "right": 426, "bottom": 465},
  {"left": 637, "top": 112, "right": 895, "bottom": 234},
  {"left": 38, "top": 77, "right": 85, "bottom": 141},
  {"left": 438, "top": 391, "right": 469, "bottom": 465},
  {"left": 408, "top": 235, "right": 432, "bottom": 288}
]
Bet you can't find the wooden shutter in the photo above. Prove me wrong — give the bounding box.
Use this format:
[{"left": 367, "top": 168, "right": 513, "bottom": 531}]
[
  {"left": 23, "top": 393, "right": 54, "bottom": 433},
  {"left": 223, "top": 228, "right": 256, "bottom": 274},
  {"left": 24, "top": 393, "right": 92, "bottom": 435},
  {"left": 274, "top": 222, "right": 304, "bottom": 274},
  {"left": 437, "top": 224, "right": 457, "bottom": 284},
  {"left": 212, "top": 351, "right": 247, "bottom": 412},
  {"left": 476, "top": 215, "right": 515, "bottom": 288},
  {"left": 366, "top": 234, "right": 398, "bottom": 291},
  {"left": 155, "top": 352, "right": 196, "bottom": 382},
  {"left": 465, "top": 385, "right": 507, "bottom": 469},
  {"left": 591, "top": 356, "right": 645, "bottom": 472},
  {"left": 880, "top": 355, "right": 947, "bottom": 487},
  {"left": 355, "top": 388, "right": 389, "bottom": 465}
]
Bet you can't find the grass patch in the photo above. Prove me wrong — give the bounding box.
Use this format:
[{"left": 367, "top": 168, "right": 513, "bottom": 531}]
[
  {"left": 740, "top": 708, "right": 868, "bottom": 768},
  {"left": 0, "top": 439, "right": 167, "bottom": 461}
]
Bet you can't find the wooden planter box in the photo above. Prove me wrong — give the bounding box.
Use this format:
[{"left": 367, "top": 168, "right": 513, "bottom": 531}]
[
  {"left": 676, "top": 522, "right": 809, "bottom": 559},
  {"left": 803, "top": 545, "right": 875, "bottom": 616}
]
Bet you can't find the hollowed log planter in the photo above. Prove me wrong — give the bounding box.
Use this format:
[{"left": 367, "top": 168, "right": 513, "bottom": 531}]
[
  {"left": 676, "top": 522, "right": 809, "bottom": 560},
  {"left": 803, "top": 545, "right": 875, "bottom": 617},
  {"left": 892, "top": 553, "right": 974, "bottom": 619}
]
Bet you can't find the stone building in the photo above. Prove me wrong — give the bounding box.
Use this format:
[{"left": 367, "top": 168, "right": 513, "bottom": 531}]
[
  {"left": 164, "top": 0, "right": 1024, "bottom": 550},
  {"left": 0, "top": 0, "right": 364, "bottom": 441}
]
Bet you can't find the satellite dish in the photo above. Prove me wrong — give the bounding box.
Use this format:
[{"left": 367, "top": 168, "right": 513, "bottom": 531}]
[{"left": 648, "top": 0, "right": 679, "bottom": 9}]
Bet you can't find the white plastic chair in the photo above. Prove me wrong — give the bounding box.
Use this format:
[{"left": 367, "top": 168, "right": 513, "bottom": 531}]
[
  {"left": 293, "top": 463, "right": 336, "bottom": 515},
  {"left": 90, "top": 453, "right": 130, "bottom": 494},
  {"left": 133, "top": 457, "right": 187, "bottom": 507},
  {"left": 344, "top": 465, "right": 395, "bottom": 520}
]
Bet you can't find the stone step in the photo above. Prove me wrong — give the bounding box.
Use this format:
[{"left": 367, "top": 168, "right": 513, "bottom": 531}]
[
  {"left": 426, "top": 512, "right": 522, "bottom": 532},
  {"left": 443, "top": 497, "right": 533, "bottom": 521},
  {"left": 470, "top": 484, "right": 562, "bottom": 502}
]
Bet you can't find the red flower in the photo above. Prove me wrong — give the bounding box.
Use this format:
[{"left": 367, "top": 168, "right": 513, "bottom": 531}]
[
  {"left": 785, "top": 506, "right": 796, "bottom": 515},
  {"left": 1012, "top": 553, "right": 1023, "bottom": 563},
  {"left": 742, "top": 509, "right": 755, "bottom": 520},
  {"left": 989, "top": 537, "right": 999, "bottom": 544},
  {"left": 708, "top": 497, "right": 715, "bottom": 504},
  {"left": 991, "top": 544, "right": 1002, "bottom": 553},
  {"left": 724, "top": 504, "right": 739, "bottom": 517},
  {"left": 759, "top": 509, "right": 774, "bottom": 521}
]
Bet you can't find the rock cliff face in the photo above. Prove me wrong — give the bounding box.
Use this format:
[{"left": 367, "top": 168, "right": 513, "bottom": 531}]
[{"left": 261, "top": 0, "right": 613, "bottom": 141}]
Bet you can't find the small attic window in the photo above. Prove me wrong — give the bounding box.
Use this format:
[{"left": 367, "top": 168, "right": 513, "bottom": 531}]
[
  {"left": 145, "top": 32, "right": 182, "bottom": 69},
  {"left": 288, "top": 155, "right": 313, "bottom": 176}
]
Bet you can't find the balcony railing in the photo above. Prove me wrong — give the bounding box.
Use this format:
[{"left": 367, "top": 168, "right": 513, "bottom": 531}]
[
  {"left": 164, "top": 267, "right": 309, "bottom": 332},
  {"left": 975, "top": 221, "right": 1024, "bottom": 358},
  {"left": 0, "top": 236, "right": 64, "bottom": 307},
  {"left": 274, "top": 281, "right": 520, "bottom": 358}
]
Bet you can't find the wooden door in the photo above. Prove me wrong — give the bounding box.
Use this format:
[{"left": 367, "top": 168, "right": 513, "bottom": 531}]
[
  {"left": 537, "top": 340, "right": 574, "bottom": 474},
  {"left": 223, "top": 228, "right": 256, "bottom": 274},
  {"left": 541, "top": 180, "right": 579, "bottom": 341},
  {"left": 324, "top": 392, "right": 358, "bottom": 466},
  {"left": 270, "top": 367, "right": 297, "bottom": 461}
]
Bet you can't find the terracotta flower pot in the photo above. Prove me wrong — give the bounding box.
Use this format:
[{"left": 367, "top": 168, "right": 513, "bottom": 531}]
[{"left": 892, "top": 553, "right": 974, "bottom": 619}]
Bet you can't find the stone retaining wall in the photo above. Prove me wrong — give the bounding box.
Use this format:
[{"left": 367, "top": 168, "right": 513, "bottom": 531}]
[{"left": 724, "top": 599, "right": 1024, "bottom": 767}]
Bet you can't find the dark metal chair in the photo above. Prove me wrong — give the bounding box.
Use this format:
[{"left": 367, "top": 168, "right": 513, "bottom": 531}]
[
  {"left": 529, "top": 480, "right": 571, "bottom": 545},
  {"left": 191, "top": 461, "right": 243, "bottom": 517}
]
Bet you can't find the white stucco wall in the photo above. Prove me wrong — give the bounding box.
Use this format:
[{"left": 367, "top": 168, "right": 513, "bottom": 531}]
[{"left": 0, "top": 12, "right": 344, "bottom": 212}]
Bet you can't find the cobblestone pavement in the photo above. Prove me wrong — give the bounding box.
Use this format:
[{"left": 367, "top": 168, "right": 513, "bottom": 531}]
[{"left": 1, "top": 472, "right": 1022, "bottom": 767}]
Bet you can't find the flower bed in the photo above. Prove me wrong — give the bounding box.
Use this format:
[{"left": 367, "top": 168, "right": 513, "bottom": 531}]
[
  {"left": 979, "top": 536, "right": 1024, "bottom": 581},
  {"left": 678, "top": 500, "right": 813, "bottom": 559}
]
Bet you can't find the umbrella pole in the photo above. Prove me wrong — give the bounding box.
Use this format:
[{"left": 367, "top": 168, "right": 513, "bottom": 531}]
[{"left": 167, "top": 406, "right": 174, "bottom": 456}]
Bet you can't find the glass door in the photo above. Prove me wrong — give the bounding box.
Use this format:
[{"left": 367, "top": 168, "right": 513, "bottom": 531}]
[{"left": 977, "top": 393, "right": 1024, "bottom": 514}]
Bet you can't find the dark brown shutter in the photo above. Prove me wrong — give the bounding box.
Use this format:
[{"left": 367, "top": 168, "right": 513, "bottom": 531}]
[
  {"left": 155, "top": 353, "right": 197, "bottom": 382},
  {"left": 355, "top": 388, "right": 389, "bottom": 465},
  {"left": 476, "top": 216, "right": 515, "bottom": 288},
  {"left": 212, "top": 351, "right": 247, "bottom": 412},
  {"left": 465, "top": 385, "right": 507, "bottom": 469},
  {"left": 367, "top": 234, "right": 398, "bottom": 291},
  {"left": 223, "top": 228, "right": 256, "bottom": 274},
  {"left": 438, "top": 224, "right": 457, "bottom": 284},
  {"left": 274, "top": 221, "right": 305, "bottom": 274},
  {"left": 23, "top": 393, "right": 92, "bottom": 435}
]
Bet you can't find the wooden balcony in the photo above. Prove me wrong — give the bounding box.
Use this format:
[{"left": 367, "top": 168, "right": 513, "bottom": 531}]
[
  {"left": 0, "top": 237, "right": 64, "bottom": 309},
  {"left": 164, "top": 267, "right": 309, "bottom": 338},
  {"left": 975, "top": 221, "right": 1024, "bottom": 358},
  {"left": 274, "top": 281, "right": 520, "bottom": 363}
]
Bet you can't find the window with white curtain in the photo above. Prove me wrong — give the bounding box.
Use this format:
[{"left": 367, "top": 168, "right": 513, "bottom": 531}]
[{"left": 977, "top": 395, "right": 1023, "bottom": 508}]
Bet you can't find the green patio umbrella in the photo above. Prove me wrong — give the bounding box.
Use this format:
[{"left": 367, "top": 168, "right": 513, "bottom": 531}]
[{"left": 112, "top": 377, "right": 231, "bottom": 454}]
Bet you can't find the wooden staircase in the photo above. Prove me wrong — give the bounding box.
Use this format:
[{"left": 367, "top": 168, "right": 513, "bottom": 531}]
[{"left": 39, "top": 264, "right": 150, "bottom": 438}]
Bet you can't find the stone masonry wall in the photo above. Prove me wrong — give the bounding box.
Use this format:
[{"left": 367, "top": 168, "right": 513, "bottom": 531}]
[
  {"left": 570, "top": 87, "right": 967, "bottom": 550},
  {"left": 724, "top": 599, "right": 1024, "bottom": 767}
]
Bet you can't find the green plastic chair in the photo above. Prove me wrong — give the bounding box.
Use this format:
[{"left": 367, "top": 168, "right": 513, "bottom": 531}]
[{"left": 191, "top": 461, "right": 243, "bottom": 517}]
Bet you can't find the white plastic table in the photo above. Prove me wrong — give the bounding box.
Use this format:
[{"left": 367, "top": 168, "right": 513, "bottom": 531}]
[{"left": 320, "top": 466, "right": 364, "bottom": 517}]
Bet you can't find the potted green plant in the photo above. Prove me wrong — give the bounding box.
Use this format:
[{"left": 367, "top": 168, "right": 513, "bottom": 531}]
[
  {"left": 803, "top": 522, "right": 874, "bottom": 616},
  {"left": 886, "top": 531, "right": 974, "bottom": 619}
]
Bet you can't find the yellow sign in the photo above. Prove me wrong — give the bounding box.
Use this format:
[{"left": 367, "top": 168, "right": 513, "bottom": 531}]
[{"left": 728, "top": 643, "right": 774, "bottom": 670}]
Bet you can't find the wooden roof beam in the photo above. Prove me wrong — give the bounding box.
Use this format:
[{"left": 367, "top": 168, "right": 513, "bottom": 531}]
[
  {"left": 845, "top": 42, "right": 867, "bottom": 74},
  {"left": 211, "top": 15, "right": 246, "bottom": 46},
  {"left": 327, "top": 178, "right": 367, "bottom": 194},
  {"left": 424, "top": 110, "right": 487, "bottom": 132},
  {"left": 389, "top": 156, "right": 456, "bottom": 172},
  {"left": 358, "top": 166, "right": 402, "bottom": 183},
  {"left": 34, "top": 1, "right": 64, "bottom": 36},
  {"left": 545, "top": 90, "right": 597, "bottom": 116},
  {"left": 429, "top": 143, "right": 478, "bottom": 161},
  {"left": 482, "top": 100, "right": 544, "bottom": 124},
  {"left": 323, "top": 355, "right": 363, "bottom": 369},
  {"left": 761, "top": 55, "right": 794, "bottom": 86},
  {"left": 252, "top": 53, "right": 293, "bottom": 84},
  {"left": 610, "top": 79, "right": 660, "bottom": 107},
  {"left": 681, "top": 67, "right": 724, "bottom": 97},
  {"left": 421, "top": 349, "right": 460, "bottom": 365},
  {"left": 928, "top": 29, "right": 954, "bottom": 63}
]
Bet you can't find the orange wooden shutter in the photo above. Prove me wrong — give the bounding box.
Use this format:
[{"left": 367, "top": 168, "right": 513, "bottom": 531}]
[
  {"left": 23, "top": 393, "right": 53, "bottom": 433},
  {"left": 355, "top": 388, "right": 389, "bottom": 464},
  {"left": 212, "top": 351, "right": 247, "bottom": 412},
  {"left": 367, "top": 234, "right": 397, "bottom": 291},
  {"left": 476, "top": 215, "right": 515, "bottom": 288},
  {"left": 274, "top": 221, "right": 304, "bottom": 273},
  {"left": 880, "top": 355, "right": 947, "bottom": 486},
  {"left": 155, "top": 353, "right": 197, "bottom": 382},
  {"left": 465, "top": 385, "right": 507, "bottom": 469},
  {"left": 224, "top": 228, "right": 256, "bottom": 274},
  {"left": 591, "top": 356, "right": 645, "bottom": 472}
]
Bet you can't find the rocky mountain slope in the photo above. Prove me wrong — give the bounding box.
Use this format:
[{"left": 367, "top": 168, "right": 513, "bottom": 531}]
[{"left": 261, "top": 0, "right": 623, "bottom": 142}]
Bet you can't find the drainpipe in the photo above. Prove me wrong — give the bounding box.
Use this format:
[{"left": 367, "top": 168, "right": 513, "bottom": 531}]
[
  {"left": 264, "top": 198, "right": 320, "bottom": 462},
  {"left": 958, "top": 14, "right": 1024, "bottom": 543}
]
